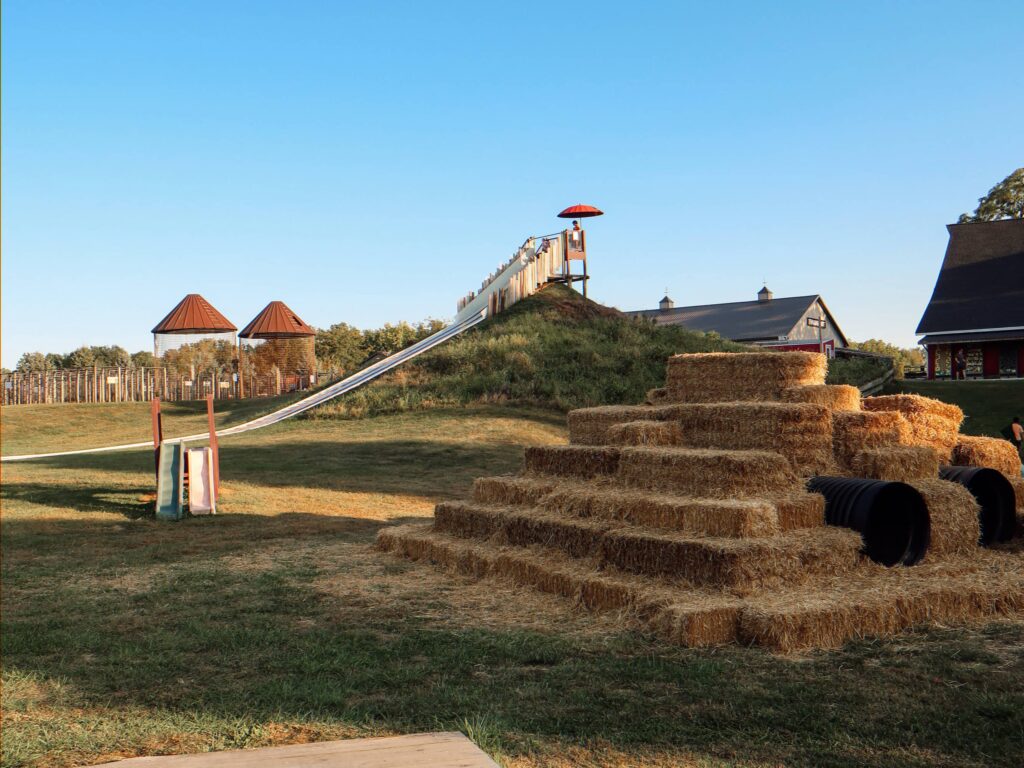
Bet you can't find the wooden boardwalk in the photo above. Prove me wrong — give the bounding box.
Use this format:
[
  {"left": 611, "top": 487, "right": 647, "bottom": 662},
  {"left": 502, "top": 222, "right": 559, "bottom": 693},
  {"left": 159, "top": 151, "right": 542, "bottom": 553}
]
[{"left": 88, "top": 733, "right": 499, "bottom": 768}]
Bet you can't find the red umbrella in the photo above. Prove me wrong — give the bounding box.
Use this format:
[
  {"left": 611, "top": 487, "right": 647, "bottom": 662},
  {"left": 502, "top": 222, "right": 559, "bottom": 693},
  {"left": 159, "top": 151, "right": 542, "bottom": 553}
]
[{"left": 557, "top": 204, "right": 603, "bottom": 219}]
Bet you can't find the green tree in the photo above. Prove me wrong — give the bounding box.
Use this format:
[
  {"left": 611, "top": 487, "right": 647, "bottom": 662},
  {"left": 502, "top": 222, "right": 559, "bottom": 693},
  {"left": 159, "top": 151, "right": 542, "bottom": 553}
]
[
  {"left": 958, "top": 168, "right": 1024, "bottom": 223},
  {"left": 849, "top": 339, "right": 924, "bottom": 379},
  {"left": 65, "top": 346, "right": 97, "bottom": 368},
  {"left": 16, "top": 352, "right": 48, "bottom": 372},
  {"left": 315, "top": 322, "right": 367, "bottom": 373},
  {"left": 130, "top": 350, "right": 158, "bottom": 368}
]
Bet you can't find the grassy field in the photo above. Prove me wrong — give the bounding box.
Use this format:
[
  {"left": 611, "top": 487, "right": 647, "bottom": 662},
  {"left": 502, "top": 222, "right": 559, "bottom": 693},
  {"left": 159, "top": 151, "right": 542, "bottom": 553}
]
[
  {"left": 892, "top": 380, "right": 1024, "bottom": 437},
  {"left": 3, "top": 403, "right": 1024, "bottom": 768}
]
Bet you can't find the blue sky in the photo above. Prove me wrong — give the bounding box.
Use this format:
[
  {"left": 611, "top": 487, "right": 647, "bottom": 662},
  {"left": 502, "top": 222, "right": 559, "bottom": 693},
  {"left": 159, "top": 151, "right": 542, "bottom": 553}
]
[{"left": 3, "top": 0, "right": 1022, "bottom": 367}]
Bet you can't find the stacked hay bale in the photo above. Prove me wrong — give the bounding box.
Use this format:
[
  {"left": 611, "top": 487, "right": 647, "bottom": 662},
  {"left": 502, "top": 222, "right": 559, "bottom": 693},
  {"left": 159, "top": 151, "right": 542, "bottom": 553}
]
[{"left": 379, "top": 350, "right": 1024, "bottom": 652}]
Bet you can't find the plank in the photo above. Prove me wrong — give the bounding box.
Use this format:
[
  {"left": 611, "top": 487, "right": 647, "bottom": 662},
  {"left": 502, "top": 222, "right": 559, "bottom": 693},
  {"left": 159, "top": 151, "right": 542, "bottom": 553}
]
[{"left": 87, "top": 732, "right": 499, "bottom": 768}]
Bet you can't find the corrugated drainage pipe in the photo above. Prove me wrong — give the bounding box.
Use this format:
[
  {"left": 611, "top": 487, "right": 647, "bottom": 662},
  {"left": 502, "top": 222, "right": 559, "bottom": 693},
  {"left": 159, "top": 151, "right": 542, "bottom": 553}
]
[
  {"left": 938, "top": 466, "right": 1016, "bottom": 545},
  {"left": 807, "top": 477, "right": 930, "bottom": 566}
]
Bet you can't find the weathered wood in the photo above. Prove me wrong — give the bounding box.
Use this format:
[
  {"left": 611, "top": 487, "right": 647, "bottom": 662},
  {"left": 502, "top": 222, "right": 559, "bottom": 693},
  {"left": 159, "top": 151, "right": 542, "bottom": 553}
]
[{"left": 87, "top": 732, "right": 499, "bottom": 768}]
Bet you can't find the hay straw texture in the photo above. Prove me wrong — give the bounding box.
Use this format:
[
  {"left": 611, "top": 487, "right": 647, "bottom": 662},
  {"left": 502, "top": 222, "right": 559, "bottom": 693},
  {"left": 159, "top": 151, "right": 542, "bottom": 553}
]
[
  {"left": 538, "top": 484, "right": 782, "bottom": 537},
  {"left": 472, "top": 476, "right": 556, "bottom": 506},
  {"left": 524, "top": 445, "right": 621, "bottom": 478},
  {"left": 1012, "top": 476, "right": 1024, "bottom": 514},
  {"left": 951, "top": 435, "right": 1023, "bottom": 479},
  {"left": 617, "top": 447, "right": 799, "bottom": 497},
  {"left": 907, "top": 479, "right": 981, "bottom": 558},
  {"left": 645, "top": 387, "right": 670, "bottom": 405},
  {"left": 567, "top": 405, "right": 660, "bottom": 445},
  {"left": 832, "top": 410, "right": 911, "bottom": 467},
  {"left": 661, "top": 402, "right": 834, "bottom": 475},
  {"left": 665, "top": 352, "right": 826, "bottom": 403},
  {"left": 605, "top": 420, "right": 683, "bottom": 447},
  {"left": 863, "top": 394, "right": 963, "bottom": 456},
  {"left": 765, "top": 491, "right": 826, "bottom": 530},
  {"left": 782, "top": 384, "right": 861, "bottom": 412},
  {"left": 848, "top": 446, "right": 941, "bottom": 482}
]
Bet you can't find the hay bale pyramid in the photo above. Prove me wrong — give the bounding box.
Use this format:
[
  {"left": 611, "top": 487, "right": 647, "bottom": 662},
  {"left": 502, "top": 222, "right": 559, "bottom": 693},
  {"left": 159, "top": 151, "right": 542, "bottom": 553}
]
[{"left": 379, "top": 352, "right": 1024, "bottom": 651}]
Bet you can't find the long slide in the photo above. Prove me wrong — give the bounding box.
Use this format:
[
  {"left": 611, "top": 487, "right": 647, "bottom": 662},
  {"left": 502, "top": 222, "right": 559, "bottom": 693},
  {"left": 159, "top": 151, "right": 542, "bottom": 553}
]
[{"left": 2, "top": 235, "right": 562, "bottom": 462}]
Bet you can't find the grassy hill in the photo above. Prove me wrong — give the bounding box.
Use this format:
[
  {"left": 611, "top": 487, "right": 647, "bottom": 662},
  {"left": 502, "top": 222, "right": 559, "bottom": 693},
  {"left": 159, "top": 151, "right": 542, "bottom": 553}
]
[{"left": 309, "top": 284, "right": 747, "bottom": 419}]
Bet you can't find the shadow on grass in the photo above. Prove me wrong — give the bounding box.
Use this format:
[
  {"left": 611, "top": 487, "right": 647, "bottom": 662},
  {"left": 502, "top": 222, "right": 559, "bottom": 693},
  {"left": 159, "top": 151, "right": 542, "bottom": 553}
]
[
  {"left": 0, "top": 482, "right": 155, "bottom": 519},
  {"left": 28, "top": 440, "right": 527, "bottom": 498}
]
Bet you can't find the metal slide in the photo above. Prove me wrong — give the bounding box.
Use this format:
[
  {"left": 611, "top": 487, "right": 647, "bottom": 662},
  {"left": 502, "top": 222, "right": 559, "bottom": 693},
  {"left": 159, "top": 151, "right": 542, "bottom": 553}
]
[{"left": 2, "top": 241, "right": 549, "bottom": 463}]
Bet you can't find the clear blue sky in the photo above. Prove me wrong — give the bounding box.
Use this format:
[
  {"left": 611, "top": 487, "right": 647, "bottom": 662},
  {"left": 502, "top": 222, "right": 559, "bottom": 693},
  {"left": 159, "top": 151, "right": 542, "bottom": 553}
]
[{"left": 3, "top": 0, "right": 1022, "bottom": 368}]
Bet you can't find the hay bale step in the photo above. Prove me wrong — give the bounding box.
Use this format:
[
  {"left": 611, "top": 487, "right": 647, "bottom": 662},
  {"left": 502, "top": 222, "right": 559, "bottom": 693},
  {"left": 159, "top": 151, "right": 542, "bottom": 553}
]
[
  {"left": 848, "top": 446, "right": 941, "bottom": 482},
  {"left": 665, "top": 351, "right": 826, "bottom": 403},
  {"left": 472, "top": 476, "right": 557, "bottom": 506},
  {"left": 781, "top": 384, "right": 861, "bottom": 412},
  {"left": 568, "top": 405, "right": 661, "bottom": 445},
  {"left": 738, "top": 553, "right": 1024, "bottom": 652},
  {"left": 524, "top": 445, "right": 621, "bottom": 479},
  {"left": 951, "top": 435, "right": 1022, "bottom": 480},
  {"left": 377, "top": 523, "right": 743, "bottom": 646},
  {"left": 863, "top": 394, "right": 963, "bottom": 457},
  {"left": 832, "top": 410, "right": 911, "bottom": 467},
  {"left": 617, "top": 446, "right": 799, "bottom": 496}
]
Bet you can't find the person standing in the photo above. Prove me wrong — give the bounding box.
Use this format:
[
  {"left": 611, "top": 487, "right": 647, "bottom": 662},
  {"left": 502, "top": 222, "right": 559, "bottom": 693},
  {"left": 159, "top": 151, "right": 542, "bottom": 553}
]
[
  {"left": 955, "top": 348, "right": 967, "bottom": 380},
  {"left": 1012, "top": 416, "right": 1023, "bottom": 461}
]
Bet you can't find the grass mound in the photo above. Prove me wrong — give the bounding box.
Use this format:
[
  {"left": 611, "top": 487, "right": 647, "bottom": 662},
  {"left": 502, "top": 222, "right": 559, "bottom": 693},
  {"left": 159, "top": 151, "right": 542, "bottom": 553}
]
[{"left": 308, "top": 284, "right": 747, "bottom": 419}]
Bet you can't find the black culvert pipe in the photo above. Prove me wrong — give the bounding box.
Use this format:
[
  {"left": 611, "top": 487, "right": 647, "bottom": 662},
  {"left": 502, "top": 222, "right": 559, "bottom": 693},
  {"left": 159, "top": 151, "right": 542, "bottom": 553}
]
[
  {"left": 806, "top": 477, "right": 930, "bottom": 566},
  {"left": 938, "top": 466, "right": 1016, "bottom": 545}
]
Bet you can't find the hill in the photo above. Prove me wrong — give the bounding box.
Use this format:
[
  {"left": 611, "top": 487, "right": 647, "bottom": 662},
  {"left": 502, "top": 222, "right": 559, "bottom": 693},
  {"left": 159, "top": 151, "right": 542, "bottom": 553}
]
[{"left": 308, "top": 284, "right": 748, "bottom": 419}]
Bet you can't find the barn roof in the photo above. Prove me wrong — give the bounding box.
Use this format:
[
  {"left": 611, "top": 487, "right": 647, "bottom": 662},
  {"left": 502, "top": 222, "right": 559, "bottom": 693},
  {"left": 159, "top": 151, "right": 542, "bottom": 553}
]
[
  {"left": 151, "top": 294, "right": 236, "bottom": 334},
  {"left": 239, "top": 301, "right": 316, "bottom": 339},
  {"left": 916, "top": 219, "right": 1024, "bottom": 337},
  {"left": 626, "top": 294, "right": 848, "bottom": 345}
]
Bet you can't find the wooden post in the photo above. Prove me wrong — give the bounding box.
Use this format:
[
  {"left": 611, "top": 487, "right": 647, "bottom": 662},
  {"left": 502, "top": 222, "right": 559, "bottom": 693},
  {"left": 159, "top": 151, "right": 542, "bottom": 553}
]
[
  {"left": 151, "top": 396, "right": 163, "bottom": 484},
  {"left": 206, "top": 394, "right": 220, "bottom": 501}
]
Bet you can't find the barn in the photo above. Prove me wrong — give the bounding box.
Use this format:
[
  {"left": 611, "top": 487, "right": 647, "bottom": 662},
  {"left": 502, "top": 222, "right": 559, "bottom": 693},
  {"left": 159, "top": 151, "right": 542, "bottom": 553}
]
[{"left": 916, "top": 218, "right": 1024, "bottom": 379}]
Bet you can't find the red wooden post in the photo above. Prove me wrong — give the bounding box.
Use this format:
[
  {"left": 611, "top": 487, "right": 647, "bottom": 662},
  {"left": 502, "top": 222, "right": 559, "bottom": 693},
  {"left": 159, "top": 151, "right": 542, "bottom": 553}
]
[
  {"left": 206, "top": 394, "right": 220, "bottom": 500},
  {"left": 151, "top": 397, "right": 163, "bottom": 484}
]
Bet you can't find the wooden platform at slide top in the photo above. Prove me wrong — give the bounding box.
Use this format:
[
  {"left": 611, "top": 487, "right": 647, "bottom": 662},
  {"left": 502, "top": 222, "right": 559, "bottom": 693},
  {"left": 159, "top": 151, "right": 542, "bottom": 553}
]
[{"left": 86, "top": 732, "right": 500, "bottom": 768}]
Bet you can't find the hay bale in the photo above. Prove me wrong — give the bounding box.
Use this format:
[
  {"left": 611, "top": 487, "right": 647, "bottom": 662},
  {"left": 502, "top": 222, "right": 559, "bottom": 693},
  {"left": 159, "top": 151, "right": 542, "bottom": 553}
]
[
  {"left": 863, "top": 394, "right": 963, "bottom": 456},
  {"left": 567, "top": 405, "right": 661, "bottom": 445},
  {"left": 782, "top": 384, "right": 861, "bottom": 412},
  {"left": 1013, "top": 476, "right": 1024, "bottom": 514},
  {"left": 660, "top": 402, "right": 835, "bottom": 476},
  {"left": 433, "top": 501, "right": 507, "bottom": 540},
  {"left": 906, "top": 479, "right": 980, "bottom": 558},
  {"left": 832, "top": 410, "right": 911, "bottom": 467},
  {"left": 645, "top": 387, "right": 671, "bottom": 405},
  {"left": 765, "top": 491, "right": 826, "bottom": 530},
  {"left": 641, "top": 593, "right": 744, "bottom": 646},
  {"left": 617, "top": 447, "right": 799, "bottom": 497},
  {"left": 606, "top": 420, "right": 683, "bottom": 447},
  {"left": 849, "top": 446, "right": 941, "bottom": 482},
  {"left": 952, "top": 436, "right": 1023, "bottom": 479},
  {"left": 524, "top": 445, "right": 621, "bottom": 478},
  {"left": 539, "top": 484, "right": 782, "bottom": 537},
  {"left": 472, "top": 476, "right": 556, "bottom": 505},
  {"left": 500, "top": 509, "right": 612, "bottom": 558},
  {"left": 601, "top": 527, "right": 862, "bottom": 592},
  {"left": 664, "top": 351, "right": 826, "bottom": 403}
]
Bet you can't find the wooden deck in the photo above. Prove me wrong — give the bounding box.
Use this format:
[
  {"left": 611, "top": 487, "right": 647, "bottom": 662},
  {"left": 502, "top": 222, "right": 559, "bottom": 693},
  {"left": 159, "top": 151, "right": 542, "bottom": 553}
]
[{"left": 88, "top": 732, "right": 500, "bottom": 768}]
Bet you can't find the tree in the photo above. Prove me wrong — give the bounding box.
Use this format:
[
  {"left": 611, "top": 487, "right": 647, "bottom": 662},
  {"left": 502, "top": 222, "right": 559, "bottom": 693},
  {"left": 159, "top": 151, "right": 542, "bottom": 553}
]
[
  {"left": 849, "top": 339, "right": 924, "bottom": 379},
  {"left": 315, "top": 322, "right": 367, "bottom": 373},
  {"left": 65, "top": 346, "right": 97, "bottom": 368},
  {"left": 16, "top": 352, "right": 48, "bottom": 372},
  {"left": 958, "top": 168, "right": 1024, "bottom": 223},
  {"left": 130, "top": 351, "right": 158, "bottom": 368}
]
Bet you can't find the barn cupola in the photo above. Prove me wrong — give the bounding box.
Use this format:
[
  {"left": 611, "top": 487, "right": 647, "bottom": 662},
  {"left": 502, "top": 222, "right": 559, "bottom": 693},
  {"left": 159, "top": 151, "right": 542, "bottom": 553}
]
[
  {"left": 758, "top": 285, "right": 773, "bottom": 303},
  {"left": 659, "top": 291, "right": 674, "bottom": 311}
]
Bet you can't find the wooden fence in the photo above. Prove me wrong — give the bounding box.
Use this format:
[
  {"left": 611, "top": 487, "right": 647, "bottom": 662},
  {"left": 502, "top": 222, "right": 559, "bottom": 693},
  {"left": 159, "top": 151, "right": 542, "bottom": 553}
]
[{"left": 1, "top": 367, "right": 331, "bottom": 406}]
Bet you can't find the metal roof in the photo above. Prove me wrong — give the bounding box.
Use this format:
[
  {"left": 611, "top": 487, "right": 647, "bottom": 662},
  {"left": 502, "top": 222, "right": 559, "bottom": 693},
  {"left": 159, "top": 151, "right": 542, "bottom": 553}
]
[
  {"left": 151, "top": 294, "right": 237, "bottom": 334},
  {"left": 916, "top": 219, "right": 1024, "bottom": 335},
  {"left": 239, "top": 301, "right": 316, "bottom": 339},
  {"left": 919, "top": 329, "right": 1024, "bottom": 345},
  {"left": 625, "top": 294, "right": 847, "bottom": 344}
]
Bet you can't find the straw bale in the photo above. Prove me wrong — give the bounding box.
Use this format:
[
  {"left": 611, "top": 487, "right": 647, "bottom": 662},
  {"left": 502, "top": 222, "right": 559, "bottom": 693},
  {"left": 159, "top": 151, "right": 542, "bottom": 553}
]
[
  {"left": 951, "top": 435, "right": 1022, "bottom": 479},
  {"left": 664, "top": 351, "right": 826, "bottom": 403},
  {"left": 600, "top": 527, "right": 861, "bottom": 592},
  {"left": 849, "top": 446, "right": 941, "bottom": 482},
  {"left": 863, "top": 394, "right": 963, "bottom": 455},
  {"left": 617, "top": 447, "right": 800, "bottom": 497},
  {"left": 524, "top": 445, "right": 621, "bottom": 478},
  {"left": 1013, "top": 476, "right": 1024, "bottom": 514},
  {"left": 832, "top": 410, "right": 911, "bottom": 466},
  {"left": 433, "top": 501, "right": 505, "bottom": 541},
  {"left": 645, "top": 387, "right": 671, "bottom": 405},
  {"left": 501, "top": 509, "right": 612, "bottom": 558},
  {"left": 782, "top": 384, "right": 861, "bottom": 412},
  {"left": 765, "top": 491, "right": 825, "bottom": 530},
  {"left": 659, "top": 402, "right": 835, "bottom": 475},
  {"left": 641, "top": 594, "right": 743, "bottom": 646},
  {"left": 538, "top": 484, "right": 781, "bottom": 537},
  {"left": 605, "top": 420, "right": 683, "bottom": 447},
  {"left": 906, "top": 479, "right": 980, "bottom": 558},
  {"left": 472, "top": 476, "right": 556, "bottom": 506},
  {"left": 377, "top": 524, "right": 496, "bottom": 578},
  {"left": 567, "top": 405, "right": 660, "bottom": 445}
]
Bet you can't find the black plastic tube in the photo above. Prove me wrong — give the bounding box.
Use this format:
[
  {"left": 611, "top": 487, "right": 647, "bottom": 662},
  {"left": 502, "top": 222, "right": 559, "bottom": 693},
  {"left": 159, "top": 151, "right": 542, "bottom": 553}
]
[
  {"left": 938, "top": 466, "right": 1016, "bottom": 545},
  {"left": 807, "top": 476, "right": 930, "bottom": 566}
]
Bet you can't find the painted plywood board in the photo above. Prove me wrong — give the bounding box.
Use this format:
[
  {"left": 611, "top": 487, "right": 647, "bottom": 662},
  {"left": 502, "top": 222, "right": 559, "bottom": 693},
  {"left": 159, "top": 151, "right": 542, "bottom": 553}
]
[
  {"left": 186, "top": 448, "right": 215, "bottom": 515},
  {"left": 86, "top": 732, "right": 499, "bottom": 768}
]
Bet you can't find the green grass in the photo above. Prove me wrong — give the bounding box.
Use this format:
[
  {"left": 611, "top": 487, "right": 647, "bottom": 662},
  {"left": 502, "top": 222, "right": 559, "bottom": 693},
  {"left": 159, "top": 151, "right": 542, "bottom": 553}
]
[
  {"left": 306, "top": 285, "right": 748, "bottom": 420},
  {"left": 3, "top": 406, "right": 1023, "bottom": 768},
  {"left": 891, "top": 380, "right": 1024, "bottom": 437}
]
